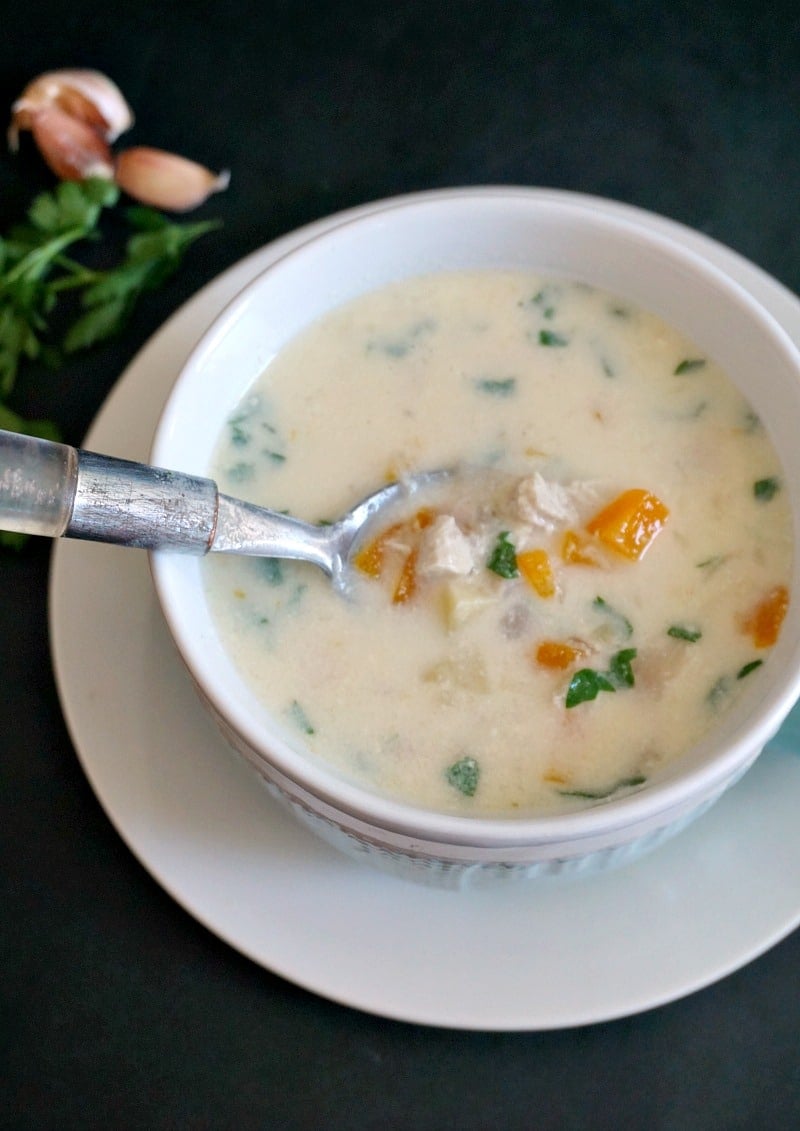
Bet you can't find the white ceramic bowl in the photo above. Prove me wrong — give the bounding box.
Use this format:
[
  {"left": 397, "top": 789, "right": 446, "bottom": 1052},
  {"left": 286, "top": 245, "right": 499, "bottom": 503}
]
[{"left": 150, "top": 189, "right": 800, "bottom": 888}]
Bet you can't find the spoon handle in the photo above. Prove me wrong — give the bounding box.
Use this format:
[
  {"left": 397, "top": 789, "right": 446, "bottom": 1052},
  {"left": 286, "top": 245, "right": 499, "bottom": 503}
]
[
  {"left": 0, "top": 428, "right": 217, "bottom": 551},
  {"left": 0, "top": 429, "right": 77, "bottom": 539}
]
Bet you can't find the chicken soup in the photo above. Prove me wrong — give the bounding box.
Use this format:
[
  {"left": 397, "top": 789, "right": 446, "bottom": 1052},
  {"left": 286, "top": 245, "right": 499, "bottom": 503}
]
[{"left": 203, "top": 271, "right": 792, "bottom": 816}]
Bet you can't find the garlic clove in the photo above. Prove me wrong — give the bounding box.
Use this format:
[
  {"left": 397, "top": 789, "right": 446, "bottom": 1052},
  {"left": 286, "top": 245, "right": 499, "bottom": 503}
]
[
  {"left": 28, "top": 104, "right": 115, "bottom": 181},
  {"left": 114, "top": 146, "right": 230, "bottom": 211},
  {"left": 8, "top": 68, "right": 134, "bottom": 150}
]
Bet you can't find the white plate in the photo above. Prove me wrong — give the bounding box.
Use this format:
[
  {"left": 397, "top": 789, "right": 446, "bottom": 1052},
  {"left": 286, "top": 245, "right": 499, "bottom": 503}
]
[{"left": 49, "top": 188, "right": 800, "bottom": 1031}]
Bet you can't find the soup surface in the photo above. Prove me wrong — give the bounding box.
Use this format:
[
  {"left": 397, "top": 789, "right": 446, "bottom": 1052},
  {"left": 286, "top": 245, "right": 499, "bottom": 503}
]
[{"left": 204, "top": 271, "right": 792, "bottom": 816}]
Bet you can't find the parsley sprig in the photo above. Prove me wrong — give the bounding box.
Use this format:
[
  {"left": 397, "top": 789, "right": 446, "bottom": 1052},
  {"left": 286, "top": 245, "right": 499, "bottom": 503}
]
[
  {"left": 0, "top": 177, "right": 219, "bottom": 429},
  {"left": 0, "top": 176, "right": 220, "bottom": 550}
]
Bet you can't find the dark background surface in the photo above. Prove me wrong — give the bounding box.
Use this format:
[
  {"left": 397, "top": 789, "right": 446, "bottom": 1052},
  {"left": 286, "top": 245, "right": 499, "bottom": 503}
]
[{"left": 2, "top": 2, "right": 799, "bottom": 1127}]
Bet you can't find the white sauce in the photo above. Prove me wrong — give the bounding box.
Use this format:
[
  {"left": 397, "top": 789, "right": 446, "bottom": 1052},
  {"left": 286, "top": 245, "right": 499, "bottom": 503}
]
[{"left": 204, "top": 272, "right": 792, "bottom": 816}]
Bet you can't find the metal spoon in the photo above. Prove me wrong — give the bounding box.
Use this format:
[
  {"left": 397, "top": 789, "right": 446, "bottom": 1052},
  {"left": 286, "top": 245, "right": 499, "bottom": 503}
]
[{"left": 0, "top": 428, "right": 447, "bottom": 590}]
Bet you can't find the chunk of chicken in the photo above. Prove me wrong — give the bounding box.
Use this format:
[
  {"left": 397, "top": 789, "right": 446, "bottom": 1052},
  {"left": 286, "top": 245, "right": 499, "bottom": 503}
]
[
  {"left": 417, "top": 514, "right": 476, "bottom": 578},
  {"left": 516, "top": 472, "right": 595, "bottom": 532}
]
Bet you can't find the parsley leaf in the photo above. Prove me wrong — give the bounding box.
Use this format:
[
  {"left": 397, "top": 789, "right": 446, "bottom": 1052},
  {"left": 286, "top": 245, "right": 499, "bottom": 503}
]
[
  {"left": 288, "top": 700, "right": 315, "bottom": 735},
  {"left": 0, "top": 401, "right": 59, "bottom": 441},
  {"left": 558, "top": 774, "right": 646, "bottom": 800},
  {"left": 707, "top": 676, "right": 732, "bottom": 709},
  {"left": 474, "top": 377, "right": 517, "bottom": 397},
  {"left": 538, "top": 329, "right": 569, "bottom": 347},
  {"left": 607, "top": 647, "right": 637, "bottom": 688},
  {"left": 754, "top": 476, "right": 780, "bottom": 502},
  {"left": 27, "top": 177, "right": 119, "bottom": 235},
  {"left": 260, "top": 558, "right": 284, "bottom": 585},
  {"left": 487, "top": 531, "right": 519, "bottom": 578},
  {"left": 64, "top": 215, "right": 221, "bottom": 353},
  {"left": 565, "top": 668, "right": 616, "bottom": 707},
  {"left": 674, "top": 358, "right": 706, "bottom": 375},
  {"left": 667, "top": 624, "right": 702, "bottom": 642},
  {"left": 593, "top": 595, "right": 633, "bottom": 639},
  {"left": 565, "top": 648, "right": 638, "bottom": 708},
  {"left": 446, "top": 756, "right": 480, "bottom": 797}
]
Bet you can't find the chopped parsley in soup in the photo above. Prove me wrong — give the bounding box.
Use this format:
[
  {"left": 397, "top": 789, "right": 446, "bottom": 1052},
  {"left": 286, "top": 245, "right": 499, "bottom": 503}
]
[{"left": 203, "top": 271, "right": 792, "bottom": 816}]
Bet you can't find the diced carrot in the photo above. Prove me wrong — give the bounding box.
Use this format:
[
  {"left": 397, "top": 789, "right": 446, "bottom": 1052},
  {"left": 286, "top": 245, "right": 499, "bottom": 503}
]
[
  {"left": 353, "top": 521, "right": 403, "bottom": 578},
  {"left": 354, "top": 508, "right": 435, "bottom": 580},
  {"left": 413, "top": 507, "right": 436, "bottom": 530},
  {"left": 741, "top": 585, "right": 789, "bottom": 648},
  {"left": 561, "top": 529, "right": 602, "bottom": 567},
  {"left": 353, "top": 539, "right": 383, "bottom": 578},
  {"left": 585, "top": 488, "right": 669, "bottom": 560},
  {"left": 535, "top": 641, "right": 579, "bottom": 669},
  {"left": 393, "top": 547, "right": 419, "bottom": 604},
  {"left": 517, "top": 548, "right": 556, "bottom": 597}
]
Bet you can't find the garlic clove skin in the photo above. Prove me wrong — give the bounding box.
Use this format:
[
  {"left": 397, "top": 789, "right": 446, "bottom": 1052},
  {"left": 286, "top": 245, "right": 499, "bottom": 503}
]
[
  {"left": 28, "top": 104, "right": 115, "bottom": 181},
  {"left": 8, "top": 68, "right": 134, "bottom": 150},
  {"left": 114, "top": 147, "right": 230, "bottom": 212}
]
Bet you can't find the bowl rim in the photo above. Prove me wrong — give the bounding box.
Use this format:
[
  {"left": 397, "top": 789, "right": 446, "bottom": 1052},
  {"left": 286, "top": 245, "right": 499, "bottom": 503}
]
[{"left": 150, "top": 186, "right": 800, "bottom": 849}]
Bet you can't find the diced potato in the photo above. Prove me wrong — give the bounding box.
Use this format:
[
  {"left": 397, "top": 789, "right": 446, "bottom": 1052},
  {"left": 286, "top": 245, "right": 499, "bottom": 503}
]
[{"left": 440, "top": 579, "right": 496, "bottom": 629}]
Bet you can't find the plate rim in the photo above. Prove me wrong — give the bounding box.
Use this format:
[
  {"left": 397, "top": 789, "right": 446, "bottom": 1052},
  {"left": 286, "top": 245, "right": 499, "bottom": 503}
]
[{"left": 48, "top": 186, "right": 800, "bottom": 1030}]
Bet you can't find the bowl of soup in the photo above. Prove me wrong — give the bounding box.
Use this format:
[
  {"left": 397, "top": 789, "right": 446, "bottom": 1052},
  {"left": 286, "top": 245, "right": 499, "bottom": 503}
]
[{"left": 150, "top": 189, "right": 800, "bottom": 887}]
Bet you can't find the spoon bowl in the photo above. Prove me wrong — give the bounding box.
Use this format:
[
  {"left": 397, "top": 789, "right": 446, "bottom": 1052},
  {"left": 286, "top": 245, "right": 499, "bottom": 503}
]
[
  {"left": 0, "top": 426, "right": 447, "bottom": 589},
  {"left": 210, "top": 467, "right": 452, "bottom": 590}
]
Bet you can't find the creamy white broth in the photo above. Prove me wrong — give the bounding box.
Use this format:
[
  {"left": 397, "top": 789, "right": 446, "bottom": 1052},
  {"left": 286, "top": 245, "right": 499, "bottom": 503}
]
[{"left": 203, "top": 271, "right": 792, "bottom": 816}]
